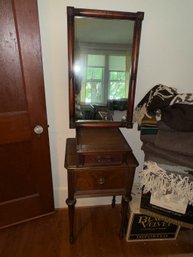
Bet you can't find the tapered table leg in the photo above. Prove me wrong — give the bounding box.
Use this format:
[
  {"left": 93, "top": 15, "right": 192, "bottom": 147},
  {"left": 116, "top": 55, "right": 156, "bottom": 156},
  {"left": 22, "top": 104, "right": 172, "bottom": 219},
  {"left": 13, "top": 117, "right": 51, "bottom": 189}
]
[
  {"left": 66, "top": 198, "right": 76, "bottom": 244},
  {"left": 119, "top": 195, "right": 131, "bottom": 239},
  {"left": 112, "top": 196, "right": 116, "bottom": 208}
]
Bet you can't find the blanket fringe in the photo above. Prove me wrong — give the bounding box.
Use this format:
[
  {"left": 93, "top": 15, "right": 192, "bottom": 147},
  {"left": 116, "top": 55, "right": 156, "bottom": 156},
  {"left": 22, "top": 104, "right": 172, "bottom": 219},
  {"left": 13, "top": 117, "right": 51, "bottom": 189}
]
[{"left": 140, "top": 161, "right": 193, "bottom": 205}]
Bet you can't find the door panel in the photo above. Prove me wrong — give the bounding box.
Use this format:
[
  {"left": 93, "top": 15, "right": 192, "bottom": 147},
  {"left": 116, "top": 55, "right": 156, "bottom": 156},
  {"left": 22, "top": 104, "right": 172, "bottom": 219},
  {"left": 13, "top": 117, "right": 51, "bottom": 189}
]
[
  {"left": 0, "top": 0, "right": 27, "bottom": 113},
  {"left": 0, "top": 141, "right": 35, "bottom": 202},
  {"left": 0, "top": 0, "right": 54, "bottom": 228},
  {"left": 0, "top": 112, "right": 31, "bottom": 144}
]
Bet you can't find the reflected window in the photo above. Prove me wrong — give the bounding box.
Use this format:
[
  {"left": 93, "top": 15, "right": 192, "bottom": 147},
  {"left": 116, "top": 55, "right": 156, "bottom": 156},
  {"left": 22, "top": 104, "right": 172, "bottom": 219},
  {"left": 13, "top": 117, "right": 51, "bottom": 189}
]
[
  {"left": 80, "top": 53, "right": 129, "bottom": 104},
  {"left": 85, "top": 54, "right": 104, "bottom": 103},
  {"left": 109, "top": 55, "right": 128, "bottom": 100}
]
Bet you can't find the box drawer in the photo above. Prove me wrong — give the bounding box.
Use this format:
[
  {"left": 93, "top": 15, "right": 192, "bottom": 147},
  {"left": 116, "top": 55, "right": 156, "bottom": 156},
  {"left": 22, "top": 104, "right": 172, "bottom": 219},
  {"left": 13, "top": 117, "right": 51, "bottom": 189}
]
[{"left": 78, "top": 152, "right": 127, "bottom": 166}]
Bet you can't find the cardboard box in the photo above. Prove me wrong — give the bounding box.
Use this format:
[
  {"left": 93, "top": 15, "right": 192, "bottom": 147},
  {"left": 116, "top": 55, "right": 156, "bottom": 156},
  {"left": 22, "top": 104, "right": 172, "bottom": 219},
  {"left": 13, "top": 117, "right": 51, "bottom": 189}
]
[
  {"left": 126, "top": 185, "right": 180, "bottom": 242},
  {"left": 140, "top": 191, "right": 193, "bottom": 229}
]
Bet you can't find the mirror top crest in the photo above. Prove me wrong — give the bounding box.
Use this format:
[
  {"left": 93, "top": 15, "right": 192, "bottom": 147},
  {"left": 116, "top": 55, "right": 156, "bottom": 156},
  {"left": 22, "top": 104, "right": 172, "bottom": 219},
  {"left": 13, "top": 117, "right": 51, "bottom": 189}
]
[{"left": 67, "top": 7, "right": 144, "bottom": 128}]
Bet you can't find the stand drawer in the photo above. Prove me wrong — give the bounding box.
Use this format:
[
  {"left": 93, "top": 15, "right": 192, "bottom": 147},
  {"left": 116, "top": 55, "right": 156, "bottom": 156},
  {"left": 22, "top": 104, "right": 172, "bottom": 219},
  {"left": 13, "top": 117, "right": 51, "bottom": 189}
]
[{"left": 75, "top": 169, "right": 126, "bottom": 191}]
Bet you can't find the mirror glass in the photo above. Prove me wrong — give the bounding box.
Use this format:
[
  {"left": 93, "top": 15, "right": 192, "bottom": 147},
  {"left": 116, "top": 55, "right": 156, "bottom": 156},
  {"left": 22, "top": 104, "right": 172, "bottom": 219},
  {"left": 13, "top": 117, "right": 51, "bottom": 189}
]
[
  {"left": 67, "top": 7, "right": 144, "bottom": 128},
  {"left": 74, "top": 17, "right": 134, "bottom": 122}
]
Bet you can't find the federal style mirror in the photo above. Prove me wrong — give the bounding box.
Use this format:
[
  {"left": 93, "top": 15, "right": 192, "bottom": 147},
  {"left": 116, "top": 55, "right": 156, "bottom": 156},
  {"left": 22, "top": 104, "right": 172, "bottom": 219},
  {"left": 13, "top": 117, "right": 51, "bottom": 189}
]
[{"left": 67, "top": 7, "right": 144, "bottom": 128}]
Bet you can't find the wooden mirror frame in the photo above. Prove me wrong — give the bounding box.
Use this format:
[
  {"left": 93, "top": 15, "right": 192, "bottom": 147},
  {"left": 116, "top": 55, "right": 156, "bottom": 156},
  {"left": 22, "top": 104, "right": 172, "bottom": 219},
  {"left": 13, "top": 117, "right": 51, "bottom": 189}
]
[{"left": 67, "top": 6, "right": 144, "bottom": 128}]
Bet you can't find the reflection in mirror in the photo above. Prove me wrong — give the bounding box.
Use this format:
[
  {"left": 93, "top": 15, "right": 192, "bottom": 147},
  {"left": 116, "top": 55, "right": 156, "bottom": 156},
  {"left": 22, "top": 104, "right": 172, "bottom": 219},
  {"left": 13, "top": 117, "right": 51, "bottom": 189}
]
[
  {"left": 74, "top": 18, "right": 134, "bottom": 123},
  {"left": 67, "top": 7, "right": 144, "bottom": 128}
]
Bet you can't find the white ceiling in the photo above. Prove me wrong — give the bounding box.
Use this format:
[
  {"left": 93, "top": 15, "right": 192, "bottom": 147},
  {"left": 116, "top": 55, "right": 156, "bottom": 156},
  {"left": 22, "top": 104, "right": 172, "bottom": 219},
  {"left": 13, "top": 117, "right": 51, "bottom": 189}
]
[{"left": 75, "top": 17, "right": 135, "bottom": 45}]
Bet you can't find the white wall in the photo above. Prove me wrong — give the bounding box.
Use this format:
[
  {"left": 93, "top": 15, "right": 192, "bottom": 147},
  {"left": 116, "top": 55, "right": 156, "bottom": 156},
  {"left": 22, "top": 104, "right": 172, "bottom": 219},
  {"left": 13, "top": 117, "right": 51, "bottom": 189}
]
[{"left": 37, "top": 0, "right": 193, "bottom": 208}]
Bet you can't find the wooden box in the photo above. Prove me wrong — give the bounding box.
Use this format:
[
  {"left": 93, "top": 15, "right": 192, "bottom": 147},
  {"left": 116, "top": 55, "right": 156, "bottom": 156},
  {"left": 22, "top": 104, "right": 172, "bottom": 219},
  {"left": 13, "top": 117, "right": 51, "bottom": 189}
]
[
  {"left": 76, "top": 127, "right": 132, "bottom": 167},
  {"left": 126, "top": 186, "right": 180, "bottom": 242}
]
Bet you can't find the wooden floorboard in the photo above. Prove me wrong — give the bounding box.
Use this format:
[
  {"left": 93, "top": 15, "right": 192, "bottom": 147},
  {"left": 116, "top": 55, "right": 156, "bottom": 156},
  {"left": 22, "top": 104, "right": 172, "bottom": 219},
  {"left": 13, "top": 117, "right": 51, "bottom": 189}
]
[{"left": 0, "top": 205, "right": 193, "bottom": 257}]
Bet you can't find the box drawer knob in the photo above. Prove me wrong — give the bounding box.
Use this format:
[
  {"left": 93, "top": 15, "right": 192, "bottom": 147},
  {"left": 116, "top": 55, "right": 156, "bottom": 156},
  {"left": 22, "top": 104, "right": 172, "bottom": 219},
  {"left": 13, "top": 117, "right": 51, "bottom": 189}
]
[{"left": 96, "top": 156, "right": 111, "bottom": 163}]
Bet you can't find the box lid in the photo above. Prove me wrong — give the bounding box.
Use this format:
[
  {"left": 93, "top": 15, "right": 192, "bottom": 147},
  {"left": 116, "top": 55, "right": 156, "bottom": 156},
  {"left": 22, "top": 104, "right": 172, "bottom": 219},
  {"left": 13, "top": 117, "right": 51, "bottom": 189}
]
[{"left": 76, "top": 127, "right": 131, "bottom": 153}]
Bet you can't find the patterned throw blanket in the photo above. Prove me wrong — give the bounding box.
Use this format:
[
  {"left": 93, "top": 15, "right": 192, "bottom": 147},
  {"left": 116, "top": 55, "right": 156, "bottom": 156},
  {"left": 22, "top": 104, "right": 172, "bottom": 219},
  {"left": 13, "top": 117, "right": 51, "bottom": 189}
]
[
  {"left": 140, "top": 120, "right": 193, "bottom": 168},
  {"left": 134, "top": 84, "right": 193, "bottom": 131},
  {"left": 138, "top": 85, "right": 193, "bottom": 224},
  {"left": 140, "top": 161, "right": 193, "bottom": 206}
]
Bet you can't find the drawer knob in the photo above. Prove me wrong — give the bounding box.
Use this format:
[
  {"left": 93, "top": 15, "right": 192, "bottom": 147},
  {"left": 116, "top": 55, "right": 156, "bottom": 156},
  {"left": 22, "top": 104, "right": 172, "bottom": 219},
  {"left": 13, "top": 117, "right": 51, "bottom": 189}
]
[
  {"left": 96, "top": 156, "right": 111, "bottom": 163},
  {"left": 97, "top": 177, "right": 105, "bottom": 185}
]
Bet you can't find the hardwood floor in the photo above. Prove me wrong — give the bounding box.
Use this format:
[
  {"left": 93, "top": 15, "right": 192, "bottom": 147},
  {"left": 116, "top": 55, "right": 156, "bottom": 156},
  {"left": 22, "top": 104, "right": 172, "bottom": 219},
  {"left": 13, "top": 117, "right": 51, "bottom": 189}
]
[{"left": 0, "top": 205, "right": 193, "bottom": 257}]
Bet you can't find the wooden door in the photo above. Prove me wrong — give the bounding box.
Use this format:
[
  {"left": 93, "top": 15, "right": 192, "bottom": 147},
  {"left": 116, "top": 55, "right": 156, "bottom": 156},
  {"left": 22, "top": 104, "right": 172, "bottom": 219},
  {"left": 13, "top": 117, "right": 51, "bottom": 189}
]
[{"left": 0, "top": 0, "right": 54, "bottom": 228}]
